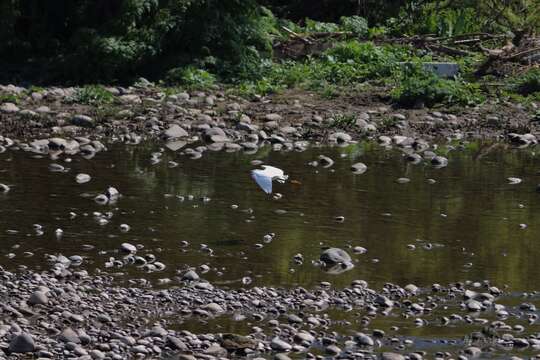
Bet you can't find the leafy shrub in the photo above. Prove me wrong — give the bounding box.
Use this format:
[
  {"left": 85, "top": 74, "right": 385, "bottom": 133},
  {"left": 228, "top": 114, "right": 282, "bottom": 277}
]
[
  {"left": 71, "top": 85, "right": 114, "bottom": 105},
  {"left": 340, "top": 16, "right": 368, "bottom": 37},
  {"left": 0, "top": 0, "right": 277, "bottom": 83},
  {"left": 391, "top": 64, "right": 484, "bottom": 107},
  {"left": 324, "top": 41, "right": 411, "bottom": 81},
  {"left": 304, "top": 18, "right": 340, "bottom": 33},
  {"left": 511, "top": 69, "right": 540, "bottom": 96},
  {"left": 233, "top": 41, "right": 416, "bottom": 97},
  {"left": 165, "top": 67, "right": 216, "bottom": 89},
  {"left": 329, "top": 113, "right": 356, "bottom": 128}
]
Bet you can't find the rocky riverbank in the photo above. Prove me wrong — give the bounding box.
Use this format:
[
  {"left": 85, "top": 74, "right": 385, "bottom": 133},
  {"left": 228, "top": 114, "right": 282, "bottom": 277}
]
[
  {"left": 0, "top": 83, "right": 538, "bottom": 160},
  {"left": 1, "top": 263, "right": 539, "bottom": 359}
]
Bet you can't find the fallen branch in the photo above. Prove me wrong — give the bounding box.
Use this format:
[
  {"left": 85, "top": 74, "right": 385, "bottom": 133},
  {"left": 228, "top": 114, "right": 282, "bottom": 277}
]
[
  {"left": 308, "top": 31, "right": 354, "bottom": 39},
  {"left": 281, "top": 26, "right": 313, "bottom": 45},
  {"left": 503, "top": 46, "right": 540, "bottom": 61},
  {"left": 427, "top": 44, "right": 474, "bottom": 56}
]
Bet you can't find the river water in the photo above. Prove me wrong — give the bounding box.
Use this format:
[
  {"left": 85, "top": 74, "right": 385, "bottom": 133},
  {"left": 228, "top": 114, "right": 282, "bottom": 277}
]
[{"left": 1, "top": 141, "right": 540, "bottom": 291}]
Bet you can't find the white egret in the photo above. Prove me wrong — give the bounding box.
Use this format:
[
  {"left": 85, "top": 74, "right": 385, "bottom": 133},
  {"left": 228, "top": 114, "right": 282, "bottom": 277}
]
[{"left": 251, "top": 165, "right": 288, "bottom": 194}]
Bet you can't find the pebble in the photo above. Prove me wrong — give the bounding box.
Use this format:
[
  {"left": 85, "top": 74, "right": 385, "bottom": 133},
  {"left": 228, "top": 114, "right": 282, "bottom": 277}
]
[
  {"left": 350, "top": 162, "right": 367, "bottom": 174},
  {"left": 76, "top": 173, "right": 91, "bottom": 184},
  {"left": 8, "top": 333, "right": 35, "bottom": 353}
]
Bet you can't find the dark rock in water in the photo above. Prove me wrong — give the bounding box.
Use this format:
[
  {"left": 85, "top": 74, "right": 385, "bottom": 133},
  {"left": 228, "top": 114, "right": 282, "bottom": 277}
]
[
  {"left": 182, "top": 270, "right": 200, "bottom": 281},
  {"left": 351, "top": 162, "right": 367, "bottom": 174},
  {"left": 318, "top": 155, "right": 334, "bottom": 168},
  {"left": 324, "top": 262, "right": 354, "bottom": 274},
  {"left": 106, "top": 186, "right": 120, "bottom": 200},
  {"left": 320, "top": 248, "right": 352, "bottom": 266},
  {"left": 431, "top": 156, "right": 448, "bottom": 167},
  {"left": 508, "top": 133, "right": 537, "bottom": 146},
  {"left": 405, "top": 153, "right": 423, "bottom": 164},
  {"left": 375, "top": 295, "right": 394, "bottom": 308},
  {"left": 120, "top": 243, "right": 137, "bottom": 253},
  {"left": 48, "top": 163, "right": 65, "bottom": 172}
]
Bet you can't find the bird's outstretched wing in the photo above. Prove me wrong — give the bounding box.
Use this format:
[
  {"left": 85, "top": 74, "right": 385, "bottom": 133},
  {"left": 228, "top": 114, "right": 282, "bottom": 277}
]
[
  {"left": 251, "top": 170, "right": 273, "bottom": 194},
  {"left": 261, "top": 165, "right": 284, "bottom": 178}
]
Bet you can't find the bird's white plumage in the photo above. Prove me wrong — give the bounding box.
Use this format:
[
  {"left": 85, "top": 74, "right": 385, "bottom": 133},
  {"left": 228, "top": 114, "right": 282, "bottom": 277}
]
[{"left": 251, "top": 165, "right": 288, "bottom": 194}]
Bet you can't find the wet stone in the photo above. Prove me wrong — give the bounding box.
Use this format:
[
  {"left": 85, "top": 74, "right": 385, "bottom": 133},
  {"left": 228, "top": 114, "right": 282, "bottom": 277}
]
[
  {"left": 28, "top": 290, "right": 48, "bottom": 305},
  {"left": 9, "top": 333, "right": 35, "bottom": 353}
]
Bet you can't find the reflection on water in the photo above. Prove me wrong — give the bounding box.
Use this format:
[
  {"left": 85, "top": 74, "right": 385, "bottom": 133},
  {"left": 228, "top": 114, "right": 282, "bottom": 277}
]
[{"left": 1, "top": 140, "right": 540, "bottom": 292}]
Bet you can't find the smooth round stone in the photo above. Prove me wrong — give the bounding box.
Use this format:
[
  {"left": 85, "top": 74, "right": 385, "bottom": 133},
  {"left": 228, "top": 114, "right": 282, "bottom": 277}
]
[
  {"left": 9, "top": 333, "right": 35, "bottom": 353},
  {"left": 182, "top": 270, "right": 200, "bottom": 281},
  {"left": 28, "top": 290, "right": 48, "bottom": 305},
  {"left": 355, "top": 333, "right": 374, "bottom": 346},
  {"left": 350, "top": 162, "right": 367, "bottom": 174},
  {"left": 353, "top": 246, "right": 367, "bottom": 254},
  {"left": 320, "top": 248, "right": 352, "bottom": 266},
  {"left": 120, "top": 243, "right": 137, "bottom": 253},
  {"left": 431, "top": 156, "right": 448, "bottom": 167},
  {"left": 271, "top": 337, "right": 292, "bottom": 351},
  {"left": 76, "top": 173, "right": 91, "bottom": 184}
]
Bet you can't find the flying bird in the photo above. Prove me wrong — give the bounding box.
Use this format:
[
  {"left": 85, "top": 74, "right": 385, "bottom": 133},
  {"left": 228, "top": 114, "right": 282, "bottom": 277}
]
[{"left": 251, "top": 165, "right": 288, "bottom": 194}]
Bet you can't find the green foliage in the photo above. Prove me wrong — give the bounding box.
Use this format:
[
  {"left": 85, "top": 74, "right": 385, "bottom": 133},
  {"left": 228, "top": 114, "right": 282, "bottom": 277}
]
[
  {"left": 71, "top": 85, "right": 114, "bottom": 105},
  {"left": 388, "top": 0, "right": 539, "bottom": 37},
  {"left": 0, "top": 0, "right": 277, "bottom": 83},
  {"left": 511, "top": 69, "right": 540, "bottom": 96},
  {"left": 391, "top": 64, "right": 485, "bottom": 107},
  {"left": 340, "top": 16, "right": 368, "bottom": 37},
  {"left": 165, "top": 67, "right": 216, "bottom": 89},
  {"left": 0, "top": 93, "right": 22, "bottom": 104},
  {"left": 232, "top": 40, "right": 417, "bottom": 98},
  {"left": 396, "top": 6, "right": 480, "bottom": 36},
  {"left": 319, "top": 83, "right": 340, "bottom": 99},
  {"left": 325, "top": 41, "right": 410, "bottom": 80},
  {"left": 304, "top": 18, "right": 340, "bottom": 33},
  {"left": 329, "top": 113, "right": 356, "bottom": 128}
]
